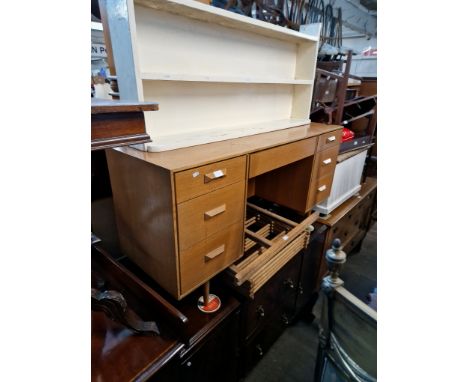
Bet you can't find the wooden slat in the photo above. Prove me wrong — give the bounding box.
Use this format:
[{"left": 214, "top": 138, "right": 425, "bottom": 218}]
[
  {"left": 234, "top": 212, "right": 319, "bottom": 284},
  {"left": 246, "top": 202, "right": 298, "bottom": 227},
  {"left": 245, "top": 229, "right": 273, "bottom": 248}
]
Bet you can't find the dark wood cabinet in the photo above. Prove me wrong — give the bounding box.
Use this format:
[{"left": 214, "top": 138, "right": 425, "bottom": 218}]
[{"left": 235, "top": 226, "right": 328, "bottom": 377}]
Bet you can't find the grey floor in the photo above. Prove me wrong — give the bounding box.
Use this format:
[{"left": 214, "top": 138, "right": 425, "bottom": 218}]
[{"left": 244, "top": 222, "right": 377, "bottom": 382}]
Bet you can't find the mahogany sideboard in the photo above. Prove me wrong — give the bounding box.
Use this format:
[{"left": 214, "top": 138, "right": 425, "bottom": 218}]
[
  {"left": 106, "top": 122, "right": 343, "bottom": 300},
  {"left": 315, "top": 177, "right": 377, "bottom": 290},
  {"left": 91, "top": 98, "right": 156, "bottom": 150}
]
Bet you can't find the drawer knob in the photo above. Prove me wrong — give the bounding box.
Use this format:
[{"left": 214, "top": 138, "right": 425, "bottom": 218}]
[
  {"left": 327, "top": 136, "right": 336, "bottom": 142},
  {"left": 204, "top": 168, "right": 227, "bottom": 183},
  {"left": 318, "top": 185, "right": 327, "bottom": 192},
  {"left": 256, "top": 305, "right": 265, "bottom": 318},
  {"left": 323, "top": 158, "right": 332, "bottom": 165},
  {"left": 256, "top": 344, "right": 263, "bottom": 357},
  {"left": 283, "top": 278, "right": 295, "bottom": 289},
  {"left": 298, "top": 284, "right": 304, "bottom": 295},
  {"left": 204, "top": 204, "right": 226, "bottom": 219},
  {"left": 204, "top": 244, "right": 225, "bottom": 261}
]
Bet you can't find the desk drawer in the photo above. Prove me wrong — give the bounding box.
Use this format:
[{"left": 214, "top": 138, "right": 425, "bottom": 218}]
[
  {"left": 248, "top": 137, "right": 317, "bottom": 178},
  {"left": 180, "top": 223, "right": 243, "bottom": 296},
  {"left": 316, "top": 144, "right": 340, "bottom": 178},
  {"left": 177, "top": 181, "right": 245, "bottom": 251},
  {"left": 317, "top": 130, "right": 341, "bottom": 151},
  {"left": 312, "top": 173, "right": 334, "bottom": 205},
  {"left": 175, "top": 156, "right": 247, "bottom": 203}
]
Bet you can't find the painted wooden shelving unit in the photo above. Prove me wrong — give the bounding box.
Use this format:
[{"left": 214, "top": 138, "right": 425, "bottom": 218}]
[{"left": 100, "top": 0, "right": 319, "bottom": 151}]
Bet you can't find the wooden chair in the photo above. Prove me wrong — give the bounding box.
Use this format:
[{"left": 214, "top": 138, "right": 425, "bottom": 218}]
[{"left": 314, "top": 239, "right": 377, "bottom": 382}]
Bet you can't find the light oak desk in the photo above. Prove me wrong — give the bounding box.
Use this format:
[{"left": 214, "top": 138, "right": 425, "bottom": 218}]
[{"left": 106, "top": 123, "right": 342, "bottom": 299}]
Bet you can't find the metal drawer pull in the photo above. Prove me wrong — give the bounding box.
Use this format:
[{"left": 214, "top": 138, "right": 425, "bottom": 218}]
[
  {"left": 323, "top": 158, "right": 332, "bottom": 165},
  {"left": 256, "top": 305, "right": 265, "bottom": 318},
  {"left": 204, "top": 168, "right": 227, "bottom": 183},
  {"left": 204, "top": 244, "right": 225, "bottom": 261},
  {"left": 204, "top": 204, "right": 226, "bottom": 219},
  {"left": 318, "top": 185, "right": 327, "bottom": 192},
  {"left": 327, "top": 135, "right": 336, "bottom": 142}
]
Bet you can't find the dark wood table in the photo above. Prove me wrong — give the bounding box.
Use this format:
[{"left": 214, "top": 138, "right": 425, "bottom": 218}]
[
  {"left": 91, "top": 98, "right": 157, "bottom": 151},
  {"left": 91, "top": 245, "right": 241, "bottom": 382}
]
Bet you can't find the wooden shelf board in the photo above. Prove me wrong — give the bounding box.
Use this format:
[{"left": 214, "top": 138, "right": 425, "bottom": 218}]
[
  {"left": 142, "top": 118, "right": 312, "bottom": 152},
  {"left": 140, "top": 73, "right": 314, "bottom": 85},
  {"left": 135, "top": 0, "right": 318, "bottom": 44}
]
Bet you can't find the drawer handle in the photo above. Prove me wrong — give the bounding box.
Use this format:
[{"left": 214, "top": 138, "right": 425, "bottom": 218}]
[
  {"left": 318, "top": 185, "right": 327, "bottom": 192},
  {"left": 204, "top": 204, "right": 226, "bottom": 219},
  {"left": 322, "top": 158, "right": 332, "bottom": 165},
  {"left": 204, "top": 244, "right": 225, "bottom": 261},
  {"left": 256, "top": 305, "right": 265, "bottom": 318},
  {"left": 327, "top": 135, "right": 336, "bottom": 142},
  {"left": 204, "top": 168, "right": 227, "bottom": 183}
]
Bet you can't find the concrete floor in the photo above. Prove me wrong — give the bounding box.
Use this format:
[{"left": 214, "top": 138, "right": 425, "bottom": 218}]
[{"left": 245, "top": 222, "right": 377, "bottom": 382}]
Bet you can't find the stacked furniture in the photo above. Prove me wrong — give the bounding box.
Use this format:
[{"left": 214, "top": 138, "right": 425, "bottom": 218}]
[
  {"left": 106, "top": 122, "right": 342, "bottom": 300},
  {"left": 92, "top": 1, "right": 377, "bottom": 379},
  {"left": 315, "top": 178, "right": 377, "bottom": 289}
]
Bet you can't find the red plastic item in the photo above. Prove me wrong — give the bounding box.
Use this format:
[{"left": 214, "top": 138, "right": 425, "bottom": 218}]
[{"left": 341, "top": 127, "right": 355, "bottom": 142}]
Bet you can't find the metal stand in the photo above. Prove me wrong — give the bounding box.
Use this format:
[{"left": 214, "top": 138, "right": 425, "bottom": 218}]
[{"left": 197, "top": 281, "right": 222, "bottom": 314}]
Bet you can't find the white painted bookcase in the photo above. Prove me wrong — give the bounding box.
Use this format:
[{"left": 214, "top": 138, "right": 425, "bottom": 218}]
[{"left": 100, "top": 0, "right": 319, "bottom": 151}]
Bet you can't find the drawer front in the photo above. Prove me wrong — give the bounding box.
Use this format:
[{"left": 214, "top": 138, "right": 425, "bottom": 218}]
[
  {"left": 311, "top": 173, "right": 334, "bottom": 205},
  {"left": 175, "top": 156, "right": 247, "bottom": 203},
  {"left": 177, "top": 181, "right": 245, "bottom": 251},
  {"left": 330, "top": 213, "right": 362, "bottom": 244},
  {"left": 180, "top": 223, "right": 243, "bottom": 295},
  {"left": 317, "top": 130, "right": 341, "bottom": 151},
  {"left": 317, "top": 144, "right": 340, "bottom": 178},
  {"left": 248, "top": 137, "right": 317, "bottom": 178}
]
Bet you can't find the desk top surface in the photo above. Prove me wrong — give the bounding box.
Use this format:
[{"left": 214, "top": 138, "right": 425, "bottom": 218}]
[{"left": 113, "top": 123, "right": 342, "bottom": 172}]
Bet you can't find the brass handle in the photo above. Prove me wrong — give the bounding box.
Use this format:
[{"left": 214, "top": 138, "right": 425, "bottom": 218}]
[
  {"left": 318, "top": 185, "right": 327, "bottom": 192},
  {"left": 256, "top": 344, "right": 263, "bottom": 357},
  {"left": 204, "top": 245, "right": 225, "bottom": 261},
  {"left": 283, "top": 278, "right": 294, "bottom": 289},
  {"left": 204, "top": 168, "right": 227, "bottom": 183},
  {"left": 327, "top": 135, "right": 336, "bottom": 142},
  {"left": 322, "top": 158, "right": 332, "bottom": 165},
  {"left": 204, "top": 204, "right": 226, "bottom": 219},
  {"left": 256, "top": 305, "right": 265, "bottom": 318}
]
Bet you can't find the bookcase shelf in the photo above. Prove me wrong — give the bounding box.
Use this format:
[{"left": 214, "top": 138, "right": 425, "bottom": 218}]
[{"left": 140, "top": 73, "right": 315, "bottom": 85}]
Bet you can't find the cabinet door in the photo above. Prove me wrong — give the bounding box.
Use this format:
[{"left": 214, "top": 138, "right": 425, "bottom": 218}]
[{"left": 177, "top": 310, "right": 240, "bottom": 382}]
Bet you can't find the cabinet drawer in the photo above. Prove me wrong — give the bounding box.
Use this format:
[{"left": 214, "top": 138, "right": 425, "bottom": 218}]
[
  {"left": 312, "top": 173, "right": 334, "bottom": 205},
  {"left": 248, "top": 137, "right": 317, "bottom": 178},
  {"left": 180, "top": 223, "right": 243, "bottom": 296},
  {"left": 175, "top": 156, "right": 247, "bottom": 203},
  {"left": 177, "top": 181, "right": 245, "bottom": 251},
  {"left": 316, "top": 144, "right": 340, "bottom": 178},
  {"left": 317, "top": 130, "right": 341, "bottom": 151}
]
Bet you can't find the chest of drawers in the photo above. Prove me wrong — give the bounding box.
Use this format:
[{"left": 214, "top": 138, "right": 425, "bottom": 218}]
[{"left": 106, "top": 123, "right": 342, "bottom": 299}]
